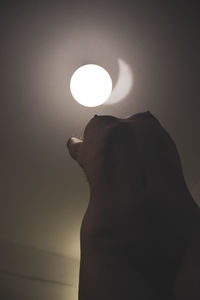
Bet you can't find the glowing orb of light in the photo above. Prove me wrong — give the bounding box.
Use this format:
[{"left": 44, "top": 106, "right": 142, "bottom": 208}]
[{"left": 70, "top": 64, "right": 112, "bottom": 107}]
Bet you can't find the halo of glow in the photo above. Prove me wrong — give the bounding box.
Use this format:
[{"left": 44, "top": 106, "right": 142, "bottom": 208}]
[
  {"left": 104, "top": 58, "right": 133, "bottom": 105},
  {"left": 70, "top": 64, "right": 112, "bottom": 107}
]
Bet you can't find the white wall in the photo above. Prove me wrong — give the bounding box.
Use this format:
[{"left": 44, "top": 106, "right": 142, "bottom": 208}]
[{"left": 0, "top": 239, "right": 79, "bottom": 300}]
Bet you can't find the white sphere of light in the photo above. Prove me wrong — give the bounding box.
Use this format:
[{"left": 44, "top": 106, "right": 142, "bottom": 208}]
[{"left": 70, "top": 64, "right": 112, "bottom": 107}]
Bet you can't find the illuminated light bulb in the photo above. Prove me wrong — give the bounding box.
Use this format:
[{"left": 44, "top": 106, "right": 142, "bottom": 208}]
[{"left": 70, "top": 64, "right": 112, "bottom": 107}]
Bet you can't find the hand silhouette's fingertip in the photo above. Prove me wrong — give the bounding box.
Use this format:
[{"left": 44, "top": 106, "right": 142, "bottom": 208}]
[{"left": 67, "top": 138, "right": 71, "bottom": 148}]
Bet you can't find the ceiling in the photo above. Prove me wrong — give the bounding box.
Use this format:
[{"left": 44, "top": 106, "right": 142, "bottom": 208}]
[{"left": 1, "top": 1, "right": 200, "bottom": 259}]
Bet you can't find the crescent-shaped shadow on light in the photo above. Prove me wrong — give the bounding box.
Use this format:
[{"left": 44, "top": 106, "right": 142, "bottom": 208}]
[{"left": 104, "top": 58, "right": 134, "bottom": 105}]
